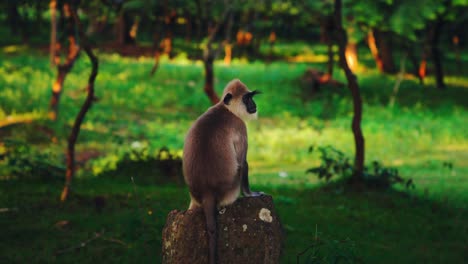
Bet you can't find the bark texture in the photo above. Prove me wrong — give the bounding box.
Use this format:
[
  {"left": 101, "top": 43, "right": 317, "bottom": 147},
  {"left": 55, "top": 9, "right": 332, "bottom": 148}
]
[
  {"left": 333, "top": 0, "right": 365, "bottom": 180},
  {"left": 61, "top": 4, "right": 99, "bottom": 202},
  {"left": 49, "top": 2, "right": 80, "bottom": 121},
  {"left": 162, "top": 195, "right": 283, "bottom": 264}
]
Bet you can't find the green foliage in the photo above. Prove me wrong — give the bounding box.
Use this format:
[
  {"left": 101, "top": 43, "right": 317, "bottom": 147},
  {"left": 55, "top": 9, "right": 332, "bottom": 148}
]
[
  {"left": 92, "top": 143, "right": 183, "bottom": 185},
  {"left": 306, "top": 146, "right": 353, "bottom": 181},
  {"left": 297, "top": 238, "right": 361, "bottom": 264},
  {"left": 0, "top": 139, "right": 64, "bottom": 181},
  {"left": 307, "top": 146, "right": 415, "bottom": 190}
]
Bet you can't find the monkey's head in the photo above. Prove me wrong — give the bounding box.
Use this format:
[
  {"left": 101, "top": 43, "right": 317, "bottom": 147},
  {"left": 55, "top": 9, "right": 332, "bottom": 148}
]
[{"left": 221, "top": 79, "right": 260, "bottom": 121}]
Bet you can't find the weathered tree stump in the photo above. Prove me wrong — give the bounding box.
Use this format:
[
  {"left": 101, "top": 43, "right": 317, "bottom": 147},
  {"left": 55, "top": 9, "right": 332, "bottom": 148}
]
[{"left": 162, "top": 195, "right": 283, "bottom": 264}]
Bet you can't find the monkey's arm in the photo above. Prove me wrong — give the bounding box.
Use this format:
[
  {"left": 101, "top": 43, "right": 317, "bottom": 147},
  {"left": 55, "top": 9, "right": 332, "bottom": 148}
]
[{"left": 241, "top": 160, "right": 264, "bottom": 197}]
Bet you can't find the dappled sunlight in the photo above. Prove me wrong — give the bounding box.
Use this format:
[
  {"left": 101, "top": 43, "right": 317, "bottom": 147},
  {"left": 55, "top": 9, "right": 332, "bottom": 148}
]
[
  {"left": 287, "top": 53, "right": 329, "bottom": 63},
  {"left": 1, "top": 45, "right": 27, "bottom": 54}
]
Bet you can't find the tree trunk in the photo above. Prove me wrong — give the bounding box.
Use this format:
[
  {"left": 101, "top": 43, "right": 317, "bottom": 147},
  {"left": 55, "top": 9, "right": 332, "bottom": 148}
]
[
  {"left": 430, "top": 18, "right": 445, "bottom": 90},
  {"left": 201, "top": 5, "right": 231, "bottom": 105},
  {"left": 203, "top": 55, "right": 219, "bottom": 105},
  {"left": 367, "top": 30, "right": 382, "bottom": 71},
  {"left": 49, "top": 0, "right": 57, "bottom": 67},
  {"left": 320, "top": 15, "right": 335, "bottom": 76},
  {"left": 162, "top": 195, "right": 283, "bottom": 264},
  {"left": 49, "top": 3, "right": 80, "bottom": 121},
  {"left": 223, "top": 11, "right": 234, "bottom": 65},
  {"left": 453, "top": 35, "right": 461, "bottom": 73},
  {"left": 333, "top": 0, "right": 365, "bottom": 181},
  {"left": 327, "top": 42, "right": 334, "bottom": 76},
  {"left": 116, "top": 10, "right": 135, "bottom": 46},
  {"left": 345, "top": 42, "right": 358, "bottom": 72},
  {"left": 372, "top": 29, "right": 396, "bottom": 74},
  {"left": 61, "top": 5, "right": 99, "bottom": 202}
]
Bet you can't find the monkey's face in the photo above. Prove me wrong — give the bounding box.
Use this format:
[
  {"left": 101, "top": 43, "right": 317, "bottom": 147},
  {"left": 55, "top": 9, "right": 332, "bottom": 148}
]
[
  {"left": 242, "top": 90, "right": 260, "bottom": 114},
  {"left": 223, "top": 90, "right": 260, "bottom": 121}
]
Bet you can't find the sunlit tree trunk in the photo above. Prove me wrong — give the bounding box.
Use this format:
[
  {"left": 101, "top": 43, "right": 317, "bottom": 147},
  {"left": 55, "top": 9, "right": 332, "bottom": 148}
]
[
  {"left": 367, "top": 30, "right": 382, "bottom": 71},
  {"left": 49, "top": 2, "right": 80, "bottom": 121},
  {"left": 372, "top": 29, "right": 396, "bottom": 74},
  {"left": 223, "top": 11, "right": 233, "bottom": 65},
  {"left": 333, "top": 0, "right": 365, "bottom": 182},
  {"left": 345, "top": 42, "right": 358, "bottom": 72},
  {"left": 61, "top": 5, "right": 99, "bottom": 202}
]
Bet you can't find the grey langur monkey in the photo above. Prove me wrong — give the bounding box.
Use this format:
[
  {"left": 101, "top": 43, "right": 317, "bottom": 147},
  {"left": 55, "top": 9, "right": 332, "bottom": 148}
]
[{"left": 183, "top": 79, "right": 262, "bottom": 264}]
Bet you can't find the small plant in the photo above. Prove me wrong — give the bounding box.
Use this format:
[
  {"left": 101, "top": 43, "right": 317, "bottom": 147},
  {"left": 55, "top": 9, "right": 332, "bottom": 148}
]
[
  {"left": 297, "top": 237, "right": 362, "bottom": 264},
  {"left": 0, "top": 139, "right": 64, "bottom": 181},
  {"left": 307, "top": 145, "right": 415, "bottom": 190},
  {"left": 306, "top": 146, "right": 353, "bottom": 181}
]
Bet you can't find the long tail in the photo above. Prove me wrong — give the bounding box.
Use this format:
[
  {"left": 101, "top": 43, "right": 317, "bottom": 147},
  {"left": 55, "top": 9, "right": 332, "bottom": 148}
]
[{"left": 202, "top": 195, "right": 217, "bottom": 264}]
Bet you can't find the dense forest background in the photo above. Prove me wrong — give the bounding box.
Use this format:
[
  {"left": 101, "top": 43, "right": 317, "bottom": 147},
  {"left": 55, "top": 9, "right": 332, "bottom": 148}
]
[{"left": 1, "top": 0, "right": 467, "bottom": 263}]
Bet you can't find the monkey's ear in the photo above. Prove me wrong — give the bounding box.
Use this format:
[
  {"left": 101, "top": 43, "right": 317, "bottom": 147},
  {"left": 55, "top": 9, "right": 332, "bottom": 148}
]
[{"left": 223, "top": 93, "right": 233, "bottom": 105}]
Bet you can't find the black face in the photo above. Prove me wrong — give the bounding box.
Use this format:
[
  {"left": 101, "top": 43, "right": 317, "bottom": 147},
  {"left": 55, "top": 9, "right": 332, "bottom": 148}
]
[{"left": 242, "top": 90, "right": 260, "bottom": 114}]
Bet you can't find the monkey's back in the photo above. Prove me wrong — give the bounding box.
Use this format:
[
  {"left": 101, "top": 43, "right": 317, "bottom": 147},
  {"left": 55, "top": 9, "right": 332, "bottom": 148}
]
[{"left": 183, "top": 104, "right": 247, "bottom": 205}]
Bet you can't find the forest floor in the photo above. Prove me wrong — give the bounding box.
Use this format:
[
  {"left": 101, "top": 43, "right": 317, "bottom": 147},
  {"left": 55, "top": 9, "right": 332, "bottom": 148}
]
[{"left": 1, "top": 43, "right": 467, "bottom": 263}]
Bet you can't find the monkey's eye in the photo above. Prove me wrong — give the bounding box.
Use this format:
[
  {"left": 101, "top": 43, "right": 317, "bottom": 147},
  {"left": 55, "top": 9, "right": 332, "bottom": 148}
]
[{"left": 223, "top": 93, "right": 233, "bottom": 105}]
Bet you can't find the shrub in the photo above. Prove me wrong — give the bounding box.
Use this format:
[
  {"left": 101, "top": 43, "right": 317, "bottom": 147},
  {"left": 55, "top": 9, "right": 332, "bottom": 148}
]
[{"left": 306, "top": 145, "right": 415, "bottom": 190}]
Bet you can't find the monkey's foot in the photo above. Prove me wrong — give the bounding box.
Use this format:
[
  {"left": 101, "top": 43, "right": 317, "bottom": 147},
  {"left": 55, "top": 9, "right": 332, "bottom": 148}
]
[{"left": 246, "top": 191, "right": 265, "bottom": 197}]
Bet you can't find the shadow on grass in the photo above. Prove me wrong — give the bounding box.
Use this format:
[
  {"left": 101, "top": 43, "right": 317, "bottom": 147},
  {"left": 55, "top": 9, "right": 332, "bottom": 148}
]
[{"left": 1, "top": 175, "right": 467, "bottom": 264}]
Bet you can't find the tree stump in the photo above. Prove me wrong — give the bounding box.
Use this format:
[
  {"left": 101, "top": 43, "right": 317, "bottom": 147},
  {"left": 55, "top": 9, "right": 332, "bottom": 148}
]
[{"left": 162, "top": 195, "right": 283, "bottom": 264}]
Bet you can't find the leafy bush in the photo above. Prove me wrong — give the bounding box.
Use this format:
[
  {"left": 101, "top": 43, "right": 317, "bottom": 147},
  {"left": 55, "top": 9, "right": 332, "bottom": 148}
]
[
  {"left": 0, "top": 139, "right": 64, "bottom": 181},
  {"left": 307, "top": 145, "right": 415, "bottom": 190},
  {"left": 92, "top": 142, "right": 183, "bottom": 185}
]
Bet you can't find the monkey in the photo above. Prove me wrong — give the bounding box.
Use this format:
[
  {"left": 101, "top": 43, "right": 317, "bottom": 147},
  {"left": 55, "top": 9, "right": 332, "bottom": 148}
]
[{"left": 183, "top": 79, "right": 262, "bottom": 264}]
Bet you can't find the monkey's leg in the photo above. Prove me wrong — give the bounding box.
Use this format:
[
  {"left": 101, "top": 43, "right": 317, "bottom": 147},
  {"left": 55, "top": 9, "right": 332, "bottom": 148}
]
[
  {"left": 241, "top": 160, "right": 264, "bottom": 197},
  {"left": 202, "top": 196, "right": 218, "bottom": 264}
]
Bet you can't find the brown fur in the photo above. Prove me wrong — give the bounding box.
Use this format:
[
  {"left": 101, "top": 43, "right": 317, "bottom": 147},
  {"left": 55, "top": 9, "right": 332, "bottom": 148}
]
[
  {"left": 183, "top": 79, "right": 252, "bottom": 208},
  {"left": 183, "top": 79, "right": 258, "bottom": 264}
]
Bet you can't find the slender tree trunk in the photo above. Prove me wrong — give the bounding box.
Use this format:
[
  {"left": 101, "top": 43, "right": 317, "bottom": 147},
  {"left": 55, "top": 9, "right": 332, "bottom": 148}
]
[
  {"left": 49, "top": 3, "right": 80, "bottom": 121},
  {"left": 367, "top": 30, "right": 383, "bottom": 71},
  {"left": 201, "top": 4, "right": 231, "bottom": 105},
  {"left": 389, "top": 53, "right": 407, "bottom": 107},
  {"left": 116, "top": 10, "right": 135, "bottom": 46},
  {"left": 223, "top": 11, "right": 234, "bottom": 65},
  {"left": 203, "top": 55, "right": 219, "bottom": 104},
  {"left": 373, "top": 29, "right": 396, "bottom": 74},
  {"left": 453, "top": 35, "right": 461, "bottom": 73},
  {"left": 327, "top": 42, "right": 334, "bottom": 76},
  {"left": 50, "top": 0, "right": 57, "bottom": 67},
  {"left": 345, "top": 42, "right": 358, "bottom": 72},
  {"left": 268, "top": 31, "right": 276, "bottom": 62},
  {"left": 430, "top": 18, "right": 445, "bottom": 90},
  {"left": 333, "top": 0, "right": 365, "bottom": 181},
  {"left": 185, "top": 11, "right": 192, "bottom": 43},
  {"left": 61, "top": 5, "right": 99, "bottom": 202},
  {"left": 150, "top": 20, "right": 164, "bottom": 76},
  {"left": 409, "top": 52, "right": 423, "bottom": 85}
]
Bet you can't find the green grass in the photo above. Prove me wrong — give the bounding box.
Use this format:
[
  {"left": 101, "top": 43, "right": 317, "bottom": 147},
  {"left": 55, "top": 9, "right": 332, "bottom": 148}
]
[{"left": 1, "top": 43, "right": 468, "bottom": 263}]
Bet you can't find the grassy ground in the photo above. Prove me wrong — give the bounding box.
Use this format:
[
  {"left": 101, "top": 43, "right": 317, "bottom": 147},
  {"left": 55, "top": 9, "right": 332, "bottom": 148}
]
[{"left": 1, "top": 43, "right": 468, "bottom": 263}]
